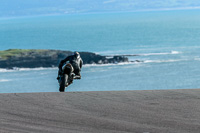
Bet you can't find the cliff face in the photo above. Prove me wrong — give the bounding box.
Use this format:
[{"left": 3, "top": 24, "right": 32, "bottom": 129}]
[{"left": 0, "top": 49, "right": 129, "bottom": 69}]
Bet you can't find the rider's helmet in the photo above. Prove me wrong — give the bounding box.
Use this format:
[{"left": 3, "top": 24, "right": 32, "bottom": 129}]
[{"left": 73, "top": 51, "right": 80, "bottom": 58}]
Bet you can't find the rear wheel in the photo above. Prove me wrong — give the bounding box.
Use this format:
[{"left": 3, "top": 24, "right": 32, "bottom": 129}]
[{"left": 59, "top": 74, "right": 68, "bottom": 92}]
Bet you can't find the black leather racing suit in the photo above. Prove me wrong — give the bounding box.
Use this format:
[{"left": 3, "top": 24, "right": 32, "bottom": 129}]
[{"left": 58, "top": 54, "right": 83, "bottom": 77}]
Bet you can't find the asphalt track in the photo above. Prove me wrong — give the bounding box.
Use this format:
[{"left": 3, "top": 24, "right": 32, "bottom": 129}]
[{"left": 0, "top": 89, "right": 200, "bottom": 133}]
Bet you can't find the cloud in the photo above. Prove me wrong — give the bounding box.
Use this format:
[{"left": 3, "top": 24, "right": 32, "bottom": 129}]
[{"left": 103, "top": 0, "right": 116, "bottom": 4}]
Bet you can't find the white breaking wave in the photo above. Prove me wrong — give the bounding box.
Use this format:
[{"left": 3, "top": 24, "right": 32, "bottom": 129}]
[
  {"left": 139, "top": 51, "right": 181, "bottom": 56},
  {"left": 171, "top": 51, "right": 180, "bottom": 54},
  {"left": 144, "top": 59, "right": 184, "bottom": 63},
  {"left": 0, "top": 67, "right": 57, "bottom": 73},
  {"left": 194, "top": 57, "right": 200, "bottom": 61},
  {"left": 100, "top": 51, "right": 181, "bottom": 57},
  {"left": 0, "top": 79, "right": 11, "bottom": 82},
  {"left": 19, "top": 67, "right": 57, "bottom": 71},
  {"left": 83, "top": 59, "right": 186, "bottom": 67},
  {"left": 0, "top": 69, "right": 15, "bottom": 73},
  {"left": 84, "top": 62, "right": 138, "bottom": 67}
]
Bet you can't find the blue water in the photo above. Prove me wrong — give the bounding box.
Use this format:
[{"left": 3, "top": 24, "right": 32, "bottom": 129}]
[{"left": 1, "top": 10, "right": 200, "bottom": 93}]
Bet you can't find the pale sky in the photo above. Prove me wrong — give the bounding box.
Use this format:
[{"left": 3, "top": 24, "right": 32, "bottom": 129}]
[{"left": 0, "top": 0, "right": 200, "bottom": 17}]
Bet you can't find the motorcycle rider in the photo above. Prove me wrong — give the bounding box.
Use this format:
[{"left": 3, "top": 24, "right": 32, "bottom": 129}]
[{"left": 57, "top": 51, "right": 83, "bottom": 80}]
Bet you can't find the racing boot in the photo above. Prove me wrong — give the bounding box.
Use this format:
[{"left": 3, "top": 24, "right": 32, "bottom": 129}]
[{"left": 74, "top": 73, "right": 81, "bottom": 79}]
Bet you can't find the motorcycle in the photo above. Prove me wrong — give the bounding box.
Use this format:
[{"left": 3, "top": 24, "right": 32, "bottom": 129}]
[{"left": 58, "top": 63, "right": 75, "bottom": 92}]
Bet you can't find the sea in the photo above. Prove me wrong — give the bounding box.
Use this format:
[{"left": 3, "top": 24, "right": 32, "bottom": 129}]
[{"left": 0, "top": 10, "right": 200, "bottom": 93}]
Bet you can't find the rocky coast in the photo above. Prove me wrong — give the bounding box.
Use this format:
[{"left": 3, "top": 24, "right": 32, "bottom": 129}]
[{"left": 0, "top": 49, "right": 130, "bottom": 69}]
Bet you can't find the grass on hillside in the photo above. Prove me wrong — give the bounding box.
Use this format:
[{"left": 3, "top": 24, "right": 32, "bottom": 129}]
[{"left": 0, "top": 49, "right": 48, "bottom": 59}]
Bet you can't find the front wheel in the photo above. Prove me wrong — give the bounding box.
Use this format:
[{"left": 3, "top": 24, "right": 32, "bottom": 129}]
[{"left": 59, "top": 74, "right": 68, "bottom": 92}]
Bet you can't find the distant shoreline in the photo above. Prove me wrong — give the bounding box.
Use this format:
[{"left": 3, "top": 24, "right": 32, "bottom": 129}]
[{"left": 0, "top": 49, "right": 133, "bottom": 69}]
